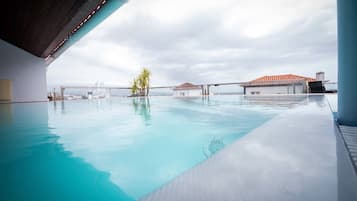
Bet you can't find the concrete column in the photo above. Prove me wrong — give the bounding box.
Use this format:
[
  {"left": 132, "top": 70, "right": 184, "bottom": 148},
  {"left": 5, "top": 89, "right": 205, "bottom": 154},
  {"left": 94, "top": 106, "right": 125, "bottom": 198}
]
[
  {"left": 60, "top": 87, "right": 65, "bottom": 101},
  {"left": 337, "top": 0, "right": 357, "bottom": 126},
  {"left": 53, "top": 88, "right": 57, "bottom": 100}
]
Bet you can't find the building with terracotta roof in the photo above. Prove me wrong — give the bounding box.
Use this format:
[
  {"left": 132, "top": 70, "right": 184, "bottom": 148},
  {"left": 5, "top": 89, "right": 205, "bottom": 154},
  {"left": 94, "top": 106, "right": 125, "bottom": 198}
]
[
  {"left": 240, "top": 73, "right": 322, "bottom": 95},
  {"left": 173, "top": 83, "right": 202, "bottom": 97}
]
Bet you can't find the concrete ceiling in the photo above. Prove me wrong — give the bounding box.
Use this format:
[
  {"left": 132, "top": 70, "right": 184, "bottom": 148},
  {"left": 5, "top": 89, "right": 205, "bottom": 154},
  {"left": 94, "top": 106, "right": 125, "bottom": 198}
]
[{"left": 0, "top": 0, "right": 105, "bottom": 58}]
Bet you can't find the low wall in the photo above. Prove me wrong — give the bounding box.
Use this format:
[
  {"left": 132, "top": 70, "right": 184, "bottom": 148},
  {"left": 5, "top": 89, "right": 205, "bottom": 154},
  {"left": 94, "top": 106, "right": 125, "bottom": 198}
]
[{"left": 0, "top": 39, "right": 47, "bottom": 102}]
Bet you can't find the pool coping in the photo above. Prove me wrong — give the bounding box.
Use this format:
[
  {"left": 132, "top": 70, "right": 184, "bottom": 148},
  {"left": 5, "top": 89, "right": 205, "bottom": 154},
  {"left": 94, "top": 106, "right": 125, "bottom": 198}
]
[{"left": 140, "top": 95, "right": 351, "bottom": 201}]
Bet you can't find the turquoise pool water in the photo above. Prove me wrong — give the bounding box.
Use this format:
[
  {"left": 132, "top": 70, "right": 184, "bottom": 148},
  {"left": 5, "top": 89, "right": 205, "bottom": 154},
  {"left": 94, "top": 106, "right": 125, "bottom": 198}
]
[{"left": 0, "top": 96, "right": 301, "bottom": 200}]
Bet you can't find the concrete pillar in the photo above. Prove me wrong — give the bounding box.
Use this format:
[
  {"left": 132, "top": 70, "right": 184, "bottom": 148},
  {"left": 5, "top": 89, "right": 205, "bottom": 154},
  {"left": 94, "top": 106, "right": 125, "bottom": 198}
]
[
  {"left": 53, "top": 88, "right": 56, "bottom": 100},
  {"left": 60, "top": 87, "right": 65, "bottom": 101},
  {"left": 337, "top": 0, "right": 357, "bottom": 126},
  {"left": 108, "top": 88, "right": 111, "bottom": 98}
]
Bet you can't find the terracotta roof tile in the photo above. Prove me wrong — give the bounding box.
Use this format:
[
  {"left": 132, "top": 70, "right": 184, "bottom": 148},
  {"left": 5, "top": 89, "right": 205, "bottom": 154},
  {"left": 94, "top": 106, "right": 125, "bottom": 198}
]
[
  {"left": 250, "top": 74, "right": 316, "bottom": 83},
  {"left": 174, "top": 82, "right": 201, "bottom": 90}
]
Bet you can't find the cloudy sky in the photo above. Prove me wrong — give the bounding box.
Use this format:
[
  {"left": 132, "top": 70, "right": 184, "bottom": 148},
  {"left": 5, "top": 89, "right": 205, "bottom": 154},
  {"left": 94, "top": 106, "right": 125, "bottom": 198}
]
[{"left": 47, "top": 0, "right": 337, "bottom": 88}]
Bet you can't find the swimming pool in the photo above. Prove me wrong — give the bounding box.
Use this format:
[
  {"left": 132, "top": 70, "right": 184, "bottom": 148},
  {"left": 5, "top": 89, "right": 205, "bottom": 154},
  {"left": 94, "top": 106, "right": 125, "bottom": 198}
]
[{"left": 0, "top": 95, "right": 305, "bottom": 200}]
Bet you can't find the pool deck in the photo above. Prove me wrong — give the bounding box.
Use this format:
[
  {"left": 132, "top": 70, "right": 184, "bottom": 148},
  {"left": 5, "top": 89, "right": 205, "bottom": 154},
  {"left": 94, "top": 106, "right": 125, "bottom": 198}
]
[{"left": 141, "top": 96, "right": 357, "bottom": 201}]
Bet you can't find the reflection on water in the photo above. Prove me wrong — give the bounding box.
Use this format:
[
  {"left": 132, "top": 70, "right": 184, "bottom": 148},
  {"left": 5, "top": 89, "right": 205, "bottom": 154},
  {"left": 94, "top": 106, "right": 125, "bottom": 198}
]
[
  {"left": 0, "top": 104, "right": 12, "bottom": 126},
  {"left": 311, "top": 94, "right": 327, "bottom": 108},
  {"left": 242, "top": 95, "right": 309, "bottom": 108},
  {"left": 61, "top": 100, "right": 65, "bottom": 114},
  {"left": 45, "top": 96, "right": 285, "bottom": 199},
  {"left": 0, "top": 102, "right": 134, "bottom": 201},
  {"left": 52, "top": 100, "right": 66, "bottom": 114},
  {"left": 132, "top": 97, "right": 151, "bottom": 125},
  {"left": 203, "top": 137, "right": 225, "bottom": 158},
  {"left": 1, "top": 95, "right": 354, "bottom": 201}
]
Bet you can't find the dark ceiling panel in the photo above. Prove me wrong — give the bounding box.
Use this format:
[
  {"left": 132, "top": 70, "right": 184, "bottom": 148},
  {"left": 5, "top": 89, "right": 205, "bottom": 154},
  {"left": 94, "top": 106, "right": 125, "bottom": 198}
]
[{"left": 0, "top": 0, "right": 101, "bottom": 58}]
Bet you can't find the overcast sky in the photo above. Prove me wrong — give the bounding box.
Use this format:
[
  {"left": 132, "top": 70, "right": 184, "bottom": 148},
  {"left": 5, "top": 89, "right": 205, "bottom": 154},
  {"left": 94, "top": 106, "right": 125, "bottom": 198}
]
[{"left": 47, "top": 0, "right": 337, "bottom": 88}]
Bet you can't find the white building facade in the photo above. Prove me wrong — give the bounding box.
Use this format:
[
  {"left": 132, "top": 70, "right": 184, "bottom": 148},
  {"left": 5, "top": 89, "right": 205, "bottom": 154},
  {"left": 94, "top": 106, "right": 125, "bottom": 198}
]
[
  {"left": 241, "top": 74, "right": 316, "bottom": 95},
  {"left": 245, "top": 84, "right": 305, "bottom": 95},
  {"left": 173, "top": 83, "right": 202, "bottom": 97}
]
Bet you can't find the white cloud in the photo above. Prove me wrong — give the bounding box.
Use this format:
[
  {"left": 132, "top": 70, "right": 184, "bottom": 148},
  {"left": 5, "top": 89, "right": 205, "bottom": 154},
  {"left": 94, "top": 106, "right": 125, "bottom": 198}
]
[{"left": 47, "top": 0, "right": 337, "bottom": 89}]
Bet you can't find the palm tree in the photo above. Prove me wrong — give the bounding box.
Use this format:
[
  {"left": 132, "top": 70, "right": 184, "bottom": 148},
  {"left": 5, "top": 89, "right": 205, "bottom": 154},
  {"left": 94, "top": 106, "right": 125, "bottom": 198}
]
[
  {"left": 131, "top": 78, "right": 139, "bottom": 96},
  {"left": 137, "top": 74, "right": 146, "bottom": 96},
  {"left": 131, "top": 68, "right": 151, "bottom": 96},
  {"left": 141, "top": 68, "right": 151, "bottom": 96}
]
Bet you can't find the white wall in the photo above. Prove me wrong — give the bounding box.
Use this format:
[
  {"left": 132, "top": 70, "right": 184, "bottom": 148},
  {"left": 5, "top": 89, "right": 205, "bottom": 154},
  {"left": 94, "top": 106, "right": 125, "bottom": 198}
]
[
  {"left": 246, "top": 85, "right": 304, "bottom": 95},
  {"left": 174, "top": 89, "right": 201, "bottom": 97},
  {"left": 0, "top": 39, "right": 47, "bottom": 102}
]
